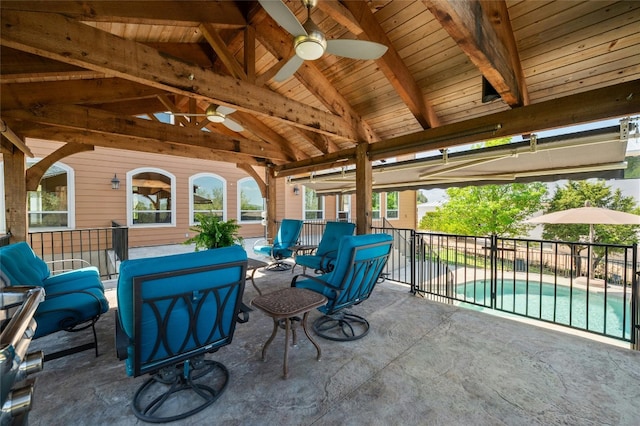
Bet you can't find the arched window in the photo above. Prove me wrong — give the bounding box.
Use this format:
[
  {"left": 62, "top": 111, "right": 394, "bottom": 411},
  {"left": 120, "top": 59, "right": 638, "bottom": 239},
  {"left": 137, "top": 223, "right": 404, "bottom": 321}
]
[
  {"left": 303, "top": 186, "right": 324, "bottom": 220},
  {"left": 128, "top": 168, "right": 175, "bottom": 226},
  {"left": 386, "top": 191, "right": 399, "bottom": 219},
  {"left": 27, "top": 160, "right": 75, "bottom": 229},
  {"left": 238, "top": 177, "right": 263, "bottom": 223},
  {"left": 189, "top": 173, "right": 226, "bottom": 224}
]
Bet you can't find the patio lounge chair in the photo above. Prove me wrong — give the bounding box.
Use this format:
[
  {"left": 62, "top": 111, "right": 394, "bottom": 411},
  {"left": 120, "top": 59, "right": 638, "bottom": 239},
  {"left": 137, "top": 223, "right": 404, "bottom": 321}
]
[
  {"left": 115, "top": 246, "right": 248, "bottom": 422},
  {"left": 291, "top": 233, "right": 393, "bottom": 341},
  {"left": 293, "top": 221, "right": 356, "bottom": 274},
  {"left": 253, "top": 219, "right": 303, "bottom": 271},
  {"left": 0, "top": 241, "right": 109, "bottom": 361}
]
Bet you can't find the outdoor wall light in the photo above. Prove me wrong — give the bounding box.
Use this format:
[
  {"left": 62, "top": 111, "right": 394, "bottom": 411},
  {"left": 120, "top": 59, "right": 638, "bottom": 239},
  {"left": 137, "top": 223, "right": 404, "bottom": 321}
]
[
  {"left": 111, "top": 174, "right": 120, "bottom": 190},
  {"left": 293, "top": 185, "right": 300, "bottom": 196}
]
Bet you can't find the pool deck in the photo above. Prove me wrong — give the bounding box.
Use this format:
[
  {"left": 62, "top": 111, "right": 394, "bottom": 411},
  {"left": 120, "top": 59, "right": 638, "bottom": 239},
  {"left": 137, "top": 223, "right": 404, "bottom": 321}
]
[{"left": 25, "top": 244, "right": 640, "bottom": 425}]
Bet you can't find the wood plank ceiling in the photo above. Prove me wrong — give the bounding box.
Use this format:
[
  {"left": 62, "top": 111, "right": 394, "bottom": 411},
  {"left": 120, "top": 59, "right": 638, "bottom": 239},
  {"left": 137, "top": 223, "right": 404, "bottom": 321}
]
[{"left": 1, "top": 0, "right": 640, "bottom": 178}]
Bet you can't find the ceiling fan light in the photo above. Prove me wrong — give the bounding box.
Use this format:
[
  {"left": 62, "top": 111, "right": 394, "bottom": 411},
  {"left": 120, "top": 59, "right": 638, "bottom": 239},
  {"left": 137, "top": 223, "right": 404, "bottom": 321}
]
[
  {"left": 207, "top": 113, "right": 225, "bottom": 123},
  {"left": 294, "top": 26, "right": 326, "bottom": 60}
]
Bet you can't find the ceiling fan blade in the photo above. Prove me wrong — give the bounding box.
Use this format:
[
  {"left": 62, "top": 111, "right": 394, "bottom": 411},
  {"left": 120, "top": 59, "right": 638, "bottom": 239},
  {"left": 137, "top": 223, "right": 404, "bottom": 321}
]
[
  {"left": 216, "top": 105, "right": 237, "bottom": 116},
  {"left": 326, "top": 39, "right": 388, "bottom": 60},
  {"left": 258, "top": 0, "right": 307, "bottom": 36},
  {"left": 223, "top": 118, "right": 244, "bottom": 132},
  {"left": 274, "top": 55, "right": 305, "bottom": 82},
  {"left": 171, "top": 112, "right": 206, "bottom": 117}
]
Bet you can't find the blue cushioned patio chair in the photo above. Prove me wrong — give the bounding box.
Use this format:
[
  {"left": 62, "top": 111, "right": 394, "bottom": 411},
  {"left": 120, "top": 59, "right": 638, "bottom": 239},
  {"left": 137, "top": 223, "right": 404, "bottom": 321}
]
[
  {"left": 115, "top": 246, "right": 248, "bottom": 423},
  {"left": 294, "top": 221, "right": 356, "bottom": 274},
  {"left": 291, "top": 233, "right": 393, "bottom": 341},
  {"left": 253, "top": 219, "right": 303, "bottom": 271},
  {"left": 0, "top": 241, "right": 109, "bottom": 361}
]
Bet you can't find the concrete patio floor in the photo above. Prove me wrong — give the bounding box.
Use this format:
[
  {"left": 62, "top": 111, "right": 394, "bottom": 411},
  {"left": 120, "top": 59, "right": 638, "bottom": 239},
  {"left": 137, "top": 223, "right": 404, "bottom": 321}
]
[{"left": 26, "top": 244, "right": 640, "bottom": 425}]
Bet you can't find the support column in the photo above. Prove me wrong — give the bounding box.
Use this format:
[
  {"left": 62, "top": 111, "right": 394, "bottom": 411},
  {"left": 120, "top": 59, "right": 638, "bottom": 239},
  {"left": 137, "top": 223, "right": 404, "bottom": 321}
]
[
  {"left": 355, "top": 143, "right": 372, "bottom": 235},
  {"left": 266, "top": 165, "right": 277, "bottom": 241},
  {"left": 1, "top": 141, "right": 27, "bottom": 242}
]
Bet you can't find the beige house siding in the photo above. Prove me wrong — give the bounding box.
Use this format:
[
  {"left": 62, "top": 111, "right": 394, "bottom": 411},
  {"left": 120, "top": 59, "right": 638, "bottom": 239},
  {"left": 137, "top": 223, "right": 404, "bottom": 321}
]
[{"left": 8, "top": 139, "right": 417, "bottom": 248}]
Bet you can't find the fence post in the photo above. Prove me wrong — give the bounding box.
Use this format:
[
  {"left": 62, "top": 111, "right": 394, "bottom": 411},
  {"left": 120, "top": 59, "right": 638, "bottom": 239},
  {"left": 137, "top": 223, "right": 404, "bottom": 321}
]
[
  {"left": 490, "top": 234, "right": 498, "bottom": 310},
  {"left": 632, "top": 243, "right": 638, "bottom": 350},
  {"left": 410, "top": 229, "right": 416, "bottom": 294}
]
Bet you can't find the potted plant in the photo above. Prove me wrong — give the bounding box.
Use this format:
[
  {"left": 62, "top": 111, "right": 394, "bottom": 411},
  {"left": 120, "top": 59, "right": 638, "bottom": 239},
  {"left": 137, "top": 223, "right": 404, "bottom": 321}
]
[{"left": 185, "top": 213, "right": 244, "bottom": 251}]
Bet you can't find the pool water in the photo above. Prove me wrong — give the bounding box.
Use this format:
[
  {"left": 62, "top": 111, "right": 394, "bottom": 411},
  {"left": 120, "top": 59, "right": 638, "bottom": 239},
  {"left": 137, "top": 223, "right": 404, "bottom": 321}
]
[{"left": 456, "top": 280, "right": 631, "bottom": 340}]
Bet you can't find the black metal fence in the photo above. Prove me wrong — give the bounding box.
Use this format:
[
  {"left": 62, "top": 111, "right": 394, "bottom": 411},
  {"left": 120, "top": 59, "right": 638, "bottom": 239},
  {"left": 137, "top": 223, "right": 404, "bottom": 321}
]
[
  {"left": 373, "top": 226, "right": 639, "bottom": 347},
  {"left": 28, "top": 225, "right": 129, "bottom": 279}
]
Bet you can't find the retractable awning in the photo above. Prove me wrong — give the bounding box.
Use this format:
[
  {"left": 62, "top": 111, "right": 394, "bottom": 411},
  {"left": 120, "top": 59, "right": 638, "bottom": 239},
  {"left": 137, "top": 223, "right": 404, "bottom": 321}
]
[{"left": 291, "top": 125, "right": 631, "bottom": 195}]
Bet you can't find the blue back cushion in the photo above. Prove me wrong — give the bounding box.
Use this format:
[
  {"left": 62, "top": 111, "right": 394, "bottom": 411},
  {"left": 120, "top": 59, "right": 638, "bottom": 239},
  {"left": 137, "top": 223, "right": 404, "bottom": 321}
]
[
  {"left": 296, "top": 234, "right": 392, "bottom": 313},
  {"left": 316, "top": 222, "right": 356, "bottom": 257},
  {"left": 273, "top": 219, "right": 303, "bottom": 250},
  {"left": 0, "top": 242, "right": 50, "bottom": 287},
  {"left": 117, "top": 245, "right": 247, "bottom": 376}
]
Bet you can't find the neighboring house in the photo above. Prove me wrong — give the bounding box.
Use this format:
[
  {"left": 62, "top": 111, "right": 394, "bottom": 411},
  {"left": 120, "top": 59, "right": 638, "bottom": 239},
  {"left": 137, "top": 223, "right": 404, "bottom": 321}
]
[{"left": 1, "top": 138, "right": 417, "bottom": 248}]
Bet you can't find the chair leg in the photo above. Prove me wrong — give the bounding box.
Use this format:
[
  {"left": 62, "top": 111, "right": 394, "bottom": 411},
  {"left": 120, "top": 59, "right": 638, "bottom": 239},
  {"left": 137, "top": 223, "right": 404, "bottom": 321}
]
[
  {"left": 312, "top": 311, "right": 370, "bottom": 342},
  {"left": 132, "top": 356, "right": 229, "bottom": 423}
]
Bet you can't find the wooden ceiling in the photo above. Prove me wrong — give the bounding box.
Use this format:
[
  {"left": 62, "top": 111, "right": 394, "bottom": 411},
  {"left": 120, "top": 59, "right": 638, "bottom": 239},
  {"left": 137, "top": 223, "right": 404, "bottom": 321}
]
[{"left": 1, "top": 1, "right": 640, "bottom": 179}]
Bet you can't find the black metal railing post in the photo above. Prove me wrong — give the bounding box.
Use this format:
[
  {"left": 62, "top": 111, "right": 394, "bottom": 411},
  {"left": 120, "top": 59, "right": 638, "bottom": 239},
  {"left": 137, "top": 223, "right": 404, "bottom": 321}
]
[
  {"left": 632, "top": 243, "right": 638, "bottom": 350},
  {"left": 410, "top": 229, "right": 416, "bottom": 294},
  {"left": 490, "top": 234, "right": 498, "bottom": 310}
]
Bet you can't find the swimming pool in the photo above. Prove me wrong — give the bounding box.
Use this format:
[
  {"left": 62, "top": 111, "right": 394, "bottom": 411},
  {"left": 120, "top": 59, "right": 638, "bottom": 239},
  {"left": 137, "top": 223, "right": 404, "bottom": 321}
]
[{"left": 456, "top": 280, "right": 631, "bottom": 340}]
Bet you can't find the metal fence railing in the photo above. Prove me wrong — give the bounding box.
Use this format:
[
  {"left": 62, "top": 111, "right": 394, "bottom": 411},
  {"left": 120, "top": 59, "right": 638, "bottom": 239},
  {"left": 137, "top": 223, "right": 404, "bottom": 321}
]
[
  {"left": 373, "top": 226, "right": 639, "bottom": 348},
  {"left": 28, "top": 224, "right": 129, "bottom": 279}
]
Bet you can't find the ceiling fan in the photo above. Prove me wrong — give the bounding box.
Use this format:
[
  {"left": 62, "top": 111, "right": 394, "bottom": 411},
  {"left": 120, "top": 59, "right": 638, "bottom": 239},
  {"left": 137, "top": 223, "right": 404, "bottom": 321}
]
[
  {"left": 259, "top": 0, "right": 388, "bottom": 82},
  {"left": 170, "top": 104, "right": 244, "bottom": 132}
]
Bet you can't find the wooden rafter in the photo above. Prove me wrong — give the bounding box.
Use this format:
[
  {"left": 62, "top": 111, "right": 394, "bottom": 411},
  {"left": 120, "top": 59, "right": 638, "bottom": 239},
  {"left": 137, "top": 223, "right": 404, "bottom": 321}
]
[
  {"left": 0, "top": 9, "right": 358, "bottom": 141},
  {"left": 424, "top": 0, "right": 523, "bottom": 107},
  {"left": 2, "top": 105, "right": 289, "bottom": 162}
]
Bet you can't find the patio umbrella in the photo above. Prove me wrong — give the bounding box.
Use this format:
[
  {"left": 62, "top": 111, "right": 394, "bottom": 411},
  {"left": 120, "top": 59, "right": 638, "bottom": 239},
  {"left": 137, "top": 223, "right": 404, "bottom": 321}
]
[
  {"left": 527, "top": 206, "right": 640, "bottom": 243},
  {"left": 527, "top": 205, "right": 640, "bottom": 279}
]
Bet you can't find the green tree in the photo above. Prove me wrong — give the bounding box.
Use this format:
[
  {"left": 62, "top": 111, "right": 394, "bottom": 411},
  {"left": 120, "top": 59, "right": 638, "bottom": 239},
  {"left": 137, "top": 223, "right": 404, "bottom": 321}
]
[
  {"left": 417, "top": 190, "right": 428, "bottom": 203},
  {"left": 541, "top": 180, "right": 640, "bottom": 275},
  {"left": 419, "top": 183, "right": 547, "bottom": 236}
]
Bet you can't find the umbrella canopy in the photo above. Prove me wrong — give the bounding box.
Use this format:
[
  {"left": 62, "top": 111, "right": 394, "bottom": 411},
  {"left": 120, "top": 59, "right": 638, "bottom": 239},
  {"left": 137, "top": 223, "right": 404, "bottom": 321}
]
[{"left": 527, "top": 207, "right": 640, "bottom": 225}]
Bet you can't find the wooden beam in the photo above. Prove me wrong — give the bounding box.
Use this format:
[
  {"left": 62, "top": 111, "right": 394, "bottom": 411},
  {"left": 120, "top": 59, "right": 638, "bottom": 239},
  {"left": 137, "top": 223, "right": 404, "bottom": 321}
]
[
  {"left": 0, "top": 118, "right": 33, "bottom": 157},
  {"left": 424, "top": 0, "right": 523, "bottom": 106},
  {"left": 276, "top": 79, "right": 640, "bottom": 176},
  {"left": 16, "top": 126, "right": 264, "bottom": 166},
  {"left": 479, "top": 0, "right": 529, "bottom": 105},
  {"left": 342, "top": 1, "right": 440, "bottom": 129},
  {"left": 236, "top": 163, "right": 266, "bottom": 198},
  {"left": 25, "top": 143, "right": 94, "bottom": 191},
  {"left": 0, "top": 10, "right": 357, "bottom": 141},
  {"left": 1, "top": 143, "right": 27, "bottom": 241},
  {"left": 355, "top": 143, "right": 372, "bottom": 235},
  {"left": 3, "top": 105, "right": 289, "bottom": 162},
  {"left": 0, "top": 1, "right": 247, "bottom": 28},
  {"left": 1, "top": 78, "right": 165, "bottom": 110},
  {"left": 199, "top": 23, "right": 247, "bottom": 80}
]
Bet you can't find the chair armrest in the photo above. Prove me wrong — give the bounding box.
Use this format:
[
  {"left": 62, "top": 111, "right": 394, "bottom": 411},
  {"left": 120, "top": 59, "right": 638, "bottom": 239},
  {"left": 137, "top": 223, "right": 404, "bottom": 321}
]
[
  {"left": 291, "top": 273, "right": 340, "bottom": 291},
  {"left": 46, "top": 258, "right": 92, "bottom": 275}
]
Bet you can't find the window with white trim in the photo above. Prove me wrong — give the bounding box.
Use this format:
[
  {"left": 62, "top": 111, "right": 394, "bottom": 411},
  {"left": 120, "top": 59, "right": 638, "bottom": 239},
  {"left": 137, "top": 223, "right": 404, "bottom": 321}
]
[
  {"left": 27, "top": 160, "right": 75, "bottom": 229},
  {"left": 337, "top": 194, "right": 351, "bottom": 221},
  {"left": 128, "top": 168, "right": 175, "bottom": 226},
  {"left": 303, "top": 186, "right": 324, "bottom": 220},
  {"left": 372, "top": 193, "right": 381, "bottom": 220},
  {"left": 386, "top": 191, "right": 399, "bottom": 219},
  {"left": 238, "top": 177, "right": 263, "bottom": 223},
  {"left": 190, "top": 173, "right": 226, "bottom": 223}
]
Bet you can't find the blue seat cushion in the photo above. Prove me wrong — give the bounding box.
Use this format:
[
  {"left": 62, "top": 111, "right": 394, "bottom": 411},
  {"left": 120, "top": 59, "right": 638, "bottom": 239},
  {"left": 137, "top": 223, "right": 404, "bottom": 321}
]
[
  {"left": 33, "top": 287, "right": 109, "bottom": 338},
  {"left": 294, "top": 254, "right": 335, "bottom": 272},
  {"left": 43, "top": 267, "right": 104, "bottom": 295}
]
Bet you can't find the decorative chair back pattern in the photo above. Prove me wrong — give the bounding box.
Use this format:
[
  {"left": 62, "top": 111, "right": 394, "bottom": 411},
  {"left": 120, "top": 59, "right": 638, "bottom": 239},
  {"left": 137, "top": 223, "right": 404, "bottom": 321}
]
[
  {"left": 318, "top": 234, "right": 393, "bottom": 314},
  {"left": 116, "top": 245, "right": 247, "bottom": 377}
]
